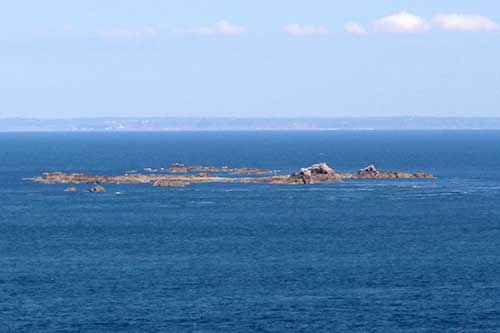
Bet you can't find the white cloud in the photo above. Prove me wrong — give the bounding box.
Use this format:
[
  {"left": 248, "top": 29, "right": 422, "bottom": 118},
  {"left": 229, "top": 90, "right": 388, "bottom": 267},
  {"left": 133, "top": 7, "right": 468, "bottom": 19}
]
[
  {"left": 284, "top": 24, "right": 329, "bottom": 36},
  {"left": 101, "top": 27, "right": 159, "bottom": 41},
  {"left": 190, "top": 20, "right": 244, "bottom": 36},
  {"left": 344, "top": 22, "right": 367, "bottom": 35},
  {"left": 431, "top": 14, "right": 499, "bottom": 32},
  {"left": 374, "top": 12, "right": 428, "bottom": 33}
]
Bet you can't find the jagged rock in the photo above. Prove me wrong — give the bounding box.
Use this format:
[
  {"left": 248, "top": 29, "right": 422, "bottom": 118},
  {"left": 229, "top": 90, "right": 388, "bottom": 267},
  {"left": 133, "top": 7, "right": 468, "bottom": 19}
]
[
  {"left": 300, "top": 162, "right": 336, "bottom": 175},
  {"left": 287, "top": 162, "right": 342, "bottom": 184},
  {"left": 285, "top": 173, "right": 312, "bottom": 184},
  {"left": 414, "top": 171, "right": 434, "bottom": 179},
  {"left": 88, "top": 185, "right": 106, "bottom": 193},
  {"left": 300, "top": 168, "right": 312, "bottom": 177},
  {"left": 353, "top": 165, "right": 434, "bottom": 179},
  {"left": 64, "top": 187, "right": 77, "bottom": 192},
  {"left": 357, "top": 164, "right": 379, "bottom": 177}
]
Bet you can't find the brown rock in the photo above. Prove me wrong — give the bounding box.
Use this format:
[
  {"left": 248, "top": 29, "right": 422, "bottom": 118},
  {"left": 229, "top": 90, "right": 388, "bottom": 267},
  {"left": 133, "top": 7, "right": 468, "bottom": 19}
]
[
  {"left": 64, "top": 187, "right": 77, "bottom": 192},
  {"left": 156, "top": 164, "right": 273, "bottom": 175},
  {"left": 152, "top": 179, "right": 189, "bottom": 187},
  {"left": 166, "top": 163, "right": 189, "bottom": 173},
  {"left": 88, "top": 185, "right": 106, "bottom": 193},
  {"left": 300, "top": 168, "right": 312, "bottom": 177},
  {"left": 414, "top": 171, "right": 433, "bottom": 179},
  {"left": 301, "top": 162, "right": 336, "bottom": 176},
  {"left": 351, "top": 165, "right": 434, "bottom": 179},
  {"left": 357, "top": 164, "right": 379, "bottom": 177},
  {"left": 283, "top": 162, "right": 342, "bottom": 184},
  {"left": 286, "top": 173, "right": 312, "bottom": 184},
  {"left": 196, "top": 173, "right": 210, "bottom": 178},
  {"left": 32, "top": 162, "right": 432, "bottom": 188}
]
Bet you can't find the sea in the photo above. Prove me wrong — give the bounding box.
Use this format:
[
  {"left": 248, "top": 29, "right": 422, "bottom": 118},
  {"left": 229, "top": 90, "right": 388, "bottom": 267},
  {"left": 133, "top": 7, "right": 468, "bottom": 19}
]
[{"left": 1, "top": 131, "right": 500, "bottom": 332}]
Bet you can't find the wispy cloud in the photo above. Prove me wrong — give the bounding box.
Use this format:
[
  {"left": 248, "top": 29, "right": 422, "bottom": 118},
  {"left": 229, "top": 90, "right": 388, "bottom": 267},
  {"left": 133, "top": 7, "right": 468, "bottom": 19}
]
[
  {"left": 189, "top": 20, "right": 244, "bottom": 36},
  {"left": 344, "top": 22, "right": 367, "bottom": 35},
  {"left": 284, "top": 24, "right": 329, "bottom": 36},
  {"left": 431, "top": 14, "right": 499, "bottom": 32},
  {"left": 374, "top": 12, "right": 428, "bottom": 33},
  {"left": 100, "top": 27, "right": 159, "bottom": 41}
]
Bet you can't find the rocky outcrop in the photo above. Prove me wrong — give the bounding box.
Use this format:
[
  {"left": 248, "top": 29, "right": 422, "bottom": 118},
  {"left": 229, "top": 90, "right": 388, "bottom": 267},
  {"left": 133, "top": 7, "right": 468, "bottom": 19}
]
[
  {"left": 300, "top": 162, "right": 336, "bottom": 176},
  {"left": 38, "top": 172, "right": 100, "bottom": 184},
  {"left": 352, "top": 164, "right": 433, "bottom": 179},
  {"left": 414, "top": 171, "right": 434, "bottom": 179},
  {"left": 64, "top": 187, "right": 77, "bottom": 192},
  {"left": 165, "top": 163, "right": 189, "bottom": 173},
  {"left": 88, "top": 185, "right": 106, "bottom": 193},
  {"left": 32, "top": 162, "right": 433, "bottom": 188},
  {"left": 357, "top": 164, "right": 379, "bottom": 177},
  {"left": 229, "top": 167, "right": 274, "bottom": 175},
  {"left": 286, "top": 162, "right": 342, "bottom": 184},
  {"left": 37, "top": 172, "right": 153, "bottom": 185}
]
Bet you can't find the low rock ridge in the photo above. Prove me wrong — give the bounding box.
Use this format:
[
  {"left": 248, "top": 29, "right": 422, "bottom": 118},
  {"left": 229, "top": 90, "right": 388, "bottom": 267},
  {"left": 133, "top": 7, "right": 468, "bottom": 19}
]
[
  {"left": 32, "top": 162, "right": 433, "bottom": 189},
  {"left": 341, "top": 164, "right": 434, "bottom": 180},
  {"left": 143, "top": 163, "right": 274, "bottom": 175}
]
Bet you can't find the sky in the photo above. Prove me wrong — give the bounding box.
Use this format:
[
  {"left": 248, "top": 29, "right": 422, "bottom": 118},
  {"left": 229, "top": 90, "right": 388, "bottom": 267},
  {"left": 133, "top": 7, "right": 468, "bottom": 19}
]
[{"left": 1, "top": 0, "right": 500, "bottom": 118}]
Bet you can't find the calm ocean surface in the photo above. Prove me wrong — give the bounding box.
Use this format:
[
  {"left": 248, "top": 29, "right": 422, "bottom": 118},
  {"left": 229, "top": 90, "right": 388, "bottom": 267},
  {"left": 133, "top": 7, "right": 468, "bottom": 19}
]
[{"left": 1, "top": 131, "right": 500, "bottom": 332}]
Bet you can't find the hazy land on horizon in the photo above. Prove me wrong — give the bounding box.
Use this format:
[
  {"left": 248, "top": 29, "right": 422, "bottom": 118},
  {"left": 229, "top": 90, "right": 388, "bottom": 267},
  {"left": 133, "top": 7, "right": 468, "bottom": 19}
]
[{"left": 2, "top": 117, "right": 500, "bottom": 132}]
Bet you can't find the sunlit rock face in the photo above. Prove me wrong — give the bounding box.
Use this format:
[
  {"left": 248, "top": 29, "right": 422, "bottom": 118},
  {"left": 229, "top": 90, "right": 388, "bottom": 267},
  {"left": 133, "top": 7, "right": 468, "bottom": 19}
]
[{"left": 288, "top": 162, "right": 342, "bottom": 184}]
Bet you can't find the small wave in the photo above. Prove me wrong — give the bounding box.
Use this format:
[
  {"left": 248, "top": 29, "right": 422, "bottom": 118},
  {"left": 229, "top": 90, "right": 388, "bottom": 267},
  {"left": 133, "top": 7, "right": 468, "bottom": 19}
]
[
  {"left": 190, "top": 201, "right": 216, "bottom": 206},
  {"left": 223, "top": 189, "right": 251, "bottom": 192}
]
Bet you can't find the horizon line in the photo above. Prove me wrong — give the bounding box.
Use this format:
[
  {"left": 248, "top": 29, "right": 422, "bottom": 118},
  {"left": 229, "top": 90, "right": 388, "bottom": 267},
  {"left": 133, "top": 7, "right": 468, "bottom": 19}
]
[{"left": 2, "top": 116, "right": 500, "bottom": 120}]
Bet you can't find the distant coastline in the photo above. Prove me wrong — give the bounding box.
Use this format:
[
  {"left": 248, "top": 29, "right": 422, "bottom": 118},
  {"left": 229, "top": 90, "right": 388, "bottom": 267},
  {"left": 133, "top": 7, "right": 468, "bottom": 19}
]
[{"left": 2, "top": 117, "right": 500, "bottom": 132}]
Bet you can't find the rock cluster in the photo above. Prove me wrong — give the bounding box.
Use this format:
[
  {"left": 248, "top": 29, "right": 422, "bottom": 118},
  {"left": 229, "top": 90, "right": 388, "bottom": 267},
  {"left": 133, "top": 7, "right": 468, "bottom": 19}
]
[
  {"left": 287, "top": 162, "right": 342, "bottom": 184},
  {"left": 32, "top": 162, "right": 433, "bottom": 188},
  {"left": 352, "top": 164, "right": 433, "bottom": 179},
  {"left": 145, "top": 163, "right": 274, "bottom": 175},
  {"left": 300, "top": 162, "right": 335, "bottom": 176},
  {"left": 357, "top": 164, "right": 379, "bottom": 177}
]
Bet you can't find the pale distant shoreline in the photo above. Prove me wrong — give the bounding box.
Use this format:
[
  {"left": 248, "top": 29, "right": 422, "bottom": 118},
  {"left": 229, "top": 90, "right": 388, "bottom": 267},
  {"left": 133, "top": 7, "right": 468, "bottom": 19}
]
[{"left": 1, "top": 117, "right": 500, "bottom": 132}]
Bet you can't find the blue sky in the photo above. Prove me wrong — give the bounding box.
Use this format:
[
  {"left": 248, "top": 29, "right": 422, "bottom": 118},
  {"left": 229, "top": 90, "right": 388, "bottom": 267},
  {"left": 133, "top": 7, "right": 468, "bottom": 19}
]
[{"left": 1, "top": 0, "right": 500, "bottom": 118}]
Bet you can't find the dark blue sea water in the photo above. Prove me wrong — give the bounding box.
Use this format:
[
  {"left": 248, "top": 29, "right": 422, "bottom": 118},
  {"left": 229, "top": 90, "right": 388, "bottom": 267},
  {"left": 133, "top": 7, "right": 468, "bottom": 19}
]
[{"left": 1, "top": 131, "right": 500, "bottom": 332}]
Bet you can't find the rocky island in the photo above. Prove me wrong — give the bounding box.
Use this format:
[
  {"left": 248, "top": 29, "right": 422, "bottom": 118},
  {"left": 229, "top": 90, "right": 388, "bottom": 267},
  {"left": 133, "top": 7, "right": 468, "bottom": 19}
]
[{"left": 31, "top": 162, "right": 433, "bottom": 191}]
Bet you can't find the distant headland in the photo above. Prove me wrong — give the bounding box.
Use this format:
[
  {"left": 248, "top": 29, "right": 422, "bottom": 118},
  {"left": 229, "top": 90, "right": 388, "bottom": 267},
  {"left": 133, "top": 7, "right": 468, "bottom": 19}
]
[
  {"left": 2, "top": 117, "right": 500, "bottom": 132},
  {"left": 31, "top": 162, "right": 433, "bottom": 192}
]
